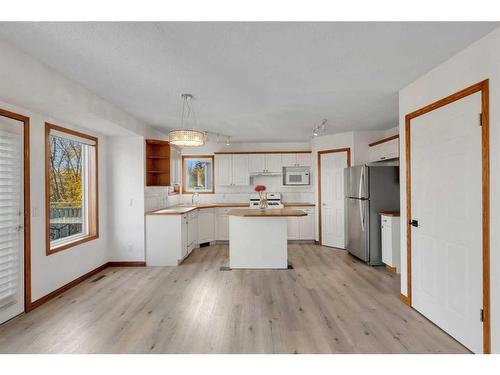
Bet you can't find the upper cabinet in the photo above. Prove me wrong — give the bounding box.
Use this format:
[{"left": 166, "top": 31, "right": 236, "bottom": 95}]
[
  {"left": 248, "top": 153, "right": 281, "bottom": 173},
  {"left": 215, "top": 154, "right": 233, "bottom": 186},
  {"left": 248, "top": 154, "right": 266, "bottom": 174},
  {"left": 231, "top": 155, "right": 250, "bottom": 185},
  {"left": 170, "top": 146, "right": 182, "bottom": 186},
  {"left": 282, "top": 153, "right": 311, "bottom": 167},
  {"left": 145, "top": 139, "right": 170, "bottom": 186},
  {"left": 368, "top": 135, "right": 399, "bottom": 163},
  {"left": 215, "top": 154, "right": 250, "bottom": 186}
]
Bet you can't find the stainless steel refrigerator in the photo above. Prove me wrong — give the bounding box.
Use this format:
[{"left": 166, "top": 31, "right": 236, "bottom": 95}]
[{"left": 344, "top": 165, "right": 400, "bottom": 265}]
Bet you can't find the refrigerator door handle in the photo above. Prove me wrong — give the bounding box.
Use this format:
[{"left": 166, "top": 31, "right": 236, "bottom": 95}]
[
  {"left": 359, "top": 200, "right": 365, "bottom": 232},
  {"left": 358, "top": 166, "right": 365, "bottom": 199}
]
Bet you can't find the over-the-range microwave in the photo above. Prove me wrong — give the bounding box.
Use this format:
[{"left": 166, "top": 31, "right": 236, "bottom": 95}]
[{"left": 283, "top": 167, "right": 310, "bottom": 185}]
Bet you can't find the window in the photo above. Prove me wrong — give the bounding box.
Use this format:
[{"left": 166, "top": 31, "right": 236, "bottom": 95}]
[
  {"left": 182, "top": 155, "right": 214, "bottom": 194},
  {"left": 45, "top": 123, "right": 98, "bottom": 254}
]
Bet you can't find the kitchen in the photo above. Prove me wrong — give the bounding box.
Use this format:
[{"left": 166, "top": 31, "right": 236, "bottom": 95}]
[
  {"left": 0, "top": 20, "right": 498, "bottom": 360},
  {"left": 145, "top": 127, "right": 401, "bottom": 272}
]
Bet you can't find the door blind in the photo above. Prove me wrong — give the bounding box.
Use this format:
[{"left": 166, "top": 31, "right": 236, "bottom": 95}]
[{"left": 0, "top": 129, "right": 20, "bottom": 310}]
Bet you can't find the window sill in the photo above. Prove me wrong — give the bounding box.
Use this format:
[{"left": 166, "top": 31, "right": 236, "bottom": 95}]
[{"left": 47, "top": 234, "right": 99, "bottom": 256}]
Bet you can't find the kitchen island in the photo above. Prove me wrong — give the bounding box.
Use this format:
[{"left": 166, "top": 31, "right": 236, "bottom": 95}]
[{"left": 226, "top": 208, "right": 306, "bottom": 269}]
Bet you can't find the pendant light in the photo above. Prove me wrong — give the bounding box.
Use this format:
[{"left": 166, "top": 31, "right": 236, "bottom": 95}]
[{"left": 168, "top": 93, "right": 206, "bottom": 147}]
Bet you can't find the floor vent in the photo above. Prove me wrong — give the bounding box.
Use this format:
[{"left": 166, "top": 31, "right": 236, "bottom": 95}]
[{"left": 91, "top": 275, "right": 106, "bottom": 283}]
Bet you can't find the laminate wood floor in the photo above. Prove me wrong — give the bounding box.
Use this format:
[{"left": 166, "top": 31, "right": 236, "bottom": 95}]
[{"left": 0, "top": 244, "right": 469, "bottom": 353}]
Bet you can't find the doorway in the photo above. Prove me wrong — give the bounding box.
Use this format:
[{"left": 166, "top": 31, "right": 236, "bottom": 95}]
[
  {"left": 0, "top": 108, "right": 30, "bottom": 324},
  {"left": 405, "top": 80, "right": 490, "bottom": 353},
  {"left": 318, "top": 148, "right": 350, "bottom": 247}
]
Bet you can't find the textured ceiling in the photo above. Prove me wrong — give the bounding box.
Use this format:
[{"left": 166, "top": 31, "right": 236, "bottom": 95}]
[{"left": 0, "top": 22, "right": 497, "bottom": 142}]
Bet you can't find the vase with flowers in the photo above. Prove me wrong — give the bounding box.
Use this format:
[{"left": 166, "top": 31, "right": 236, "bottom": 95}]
[{"left": 254, "top": 185, "right": 267, "bottom": 209}]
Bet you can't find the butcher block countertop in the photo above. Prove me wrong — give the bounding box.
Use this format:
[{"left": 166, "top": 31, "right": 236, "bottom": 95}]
[
  {"left": 378, "top": 211, "right": 400, "bottom": 217},
  {"left": 226, "top": 208, "right": 307, "bottom": 217},
  {"left": 146, "top": 202, "right": 315, "bottom": 215}
]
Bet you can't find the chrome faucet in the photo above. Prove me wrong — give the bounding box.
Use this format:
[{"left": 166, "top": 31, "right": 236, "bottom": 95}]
[{"left": 191, "top": 192, "right": 200, "bottom": 205}]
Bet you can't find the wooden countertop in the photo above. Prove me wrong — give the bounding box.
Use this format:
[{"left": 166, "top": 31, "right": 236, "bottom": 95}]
[
  {"left": 226, "top": 208, "right": 307, "bottom": 217},
  {"left": 378, "top": 211, "right": 400, "bottom": 217},
  {"left": 146, "top": 202, "right": 315, "bottom": 215}
]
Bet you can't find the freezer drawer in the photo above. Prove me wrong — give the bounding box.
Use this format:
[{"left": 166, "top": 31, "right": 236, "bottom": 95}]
[{"left": 346, "top": 198, "right": 369, "bottom": 262}]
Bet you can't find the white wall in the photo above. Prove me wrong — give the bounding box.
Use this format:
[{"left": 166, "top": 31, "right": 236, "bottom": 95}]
[
  {"left": 398, "top": 26, "right": 500, "bottom": 353},
  {"left": 0, "top": 39, "right": 165, "bottom": 302},
  {"left": 108, "top": 136, "right": 146, "bottom": 262},
  {"left": 0, "top": 100, "right": 109, "bottom": 301}
]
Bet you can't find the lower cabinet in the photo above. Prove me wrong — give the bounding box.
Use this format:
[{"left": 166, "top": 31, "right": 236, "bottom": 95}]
[
  {"left": 146, "top": 212, "right": 198, "bottom": 266},
  {"left": 216, "top": 208, "right": 231, "bottom": 241},
  {"left": 198, "top": 208, "right": 215, "bottom": 243},
  {"left": 380, "top": 214, "right": 401, "bottom": 272},
  {"left": 287, "top": 207, "right": 315, "bottom": 240}
]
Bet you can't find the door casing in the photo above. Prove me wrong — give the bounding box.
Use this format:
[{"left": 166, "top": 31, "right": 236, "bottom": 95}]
[
  {"left": 0, "top": 108, "right": 30, "bottom": 313},
  {"left": 317, "top": 148, "right": 351, "bottom": 246},
  {"left": 404, "top": 79, "right": 490, "bottom": 353}
]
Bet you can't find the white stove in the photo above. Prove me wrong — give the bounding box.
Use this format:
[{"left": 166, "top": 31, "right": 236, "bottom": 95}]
[{"left": 249, "top": 192, "right": 284, "bottom": 209}]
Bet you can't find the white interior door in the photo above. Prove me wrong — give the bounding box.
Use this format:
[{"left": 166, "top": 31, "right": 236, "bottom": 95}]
[
  {"left": 411, "top": 92, "right": 483, "bottom": 353},
  {"left": 320, "top": 152, "right": 347, "bottom": 248},
  {"left": 0, "top": 115, "right": 24, "bottom": 324}
]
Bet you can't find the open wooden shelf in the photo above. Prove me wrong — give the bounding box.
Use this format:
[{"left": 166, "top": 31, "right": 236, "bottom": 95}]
[{"left": 145, "top": 139, "right": 171, "bottom": 186}]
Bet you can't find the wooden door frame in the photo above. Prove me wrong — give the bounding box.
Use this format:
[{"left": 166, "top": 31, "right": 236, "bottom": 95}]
[
  {"left": 404, "top": 79, "right": 490, "bottom": 353},
  {"left": 0, "top": 108, "right": 31, "bottom": 313},
  {"left": 317, "top": 148, "right": 351, "bottom": 246}
]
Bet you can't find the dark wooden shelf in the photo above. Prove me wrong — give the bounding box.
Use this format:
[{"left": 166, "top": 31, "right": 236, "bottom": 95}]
[
  {"left": 145, "top": 139, "right": 171, "bottom": 186},
  {"left": 147, "top": 156, "right": 170, "bottom": 159}
]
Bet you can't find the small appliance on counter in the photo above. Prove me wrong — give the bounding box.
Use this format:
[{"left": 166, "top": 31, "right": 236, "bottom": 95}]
[
  {"left": 249, "top": 192, "right": 284, "bottom": 209},
  {"left": 283, "top": 166, "right": 310, "bottom": 185}
]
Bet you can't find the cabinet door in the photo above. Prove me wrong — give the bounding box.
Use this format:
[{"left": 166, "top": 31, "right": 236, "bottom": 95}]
[
  {"left": 287, "top": 217, "right": 300, "bottom": 240},
  {"left": 296, "top": 153, "right": 311, "bottom": 167},
  {"left": 231, "top": 155, "right": 249, "bottom": 185},
  {"left": 381, "top": 216, "right": 392, "bottom": 266},
  {"left": 299, "top": 209, "right": 315, "bottom": 240},
  {"left": 181, "top": 215, "right": 188, "bottom": 258},
  {"left": 265, "top": 154, "right": 282, "bottom": 173},
  {"left": 281, "top": 154, "right": 297, "bottom": 167},
  {"left": 187, "top": 211, "right": 198, "bottom": 249},
  {"left": 198, "top": 209, "right": 215, "bottom": 243},
  {"left": 216, "top": 209, "right": 230, "bottom": 241},
  {"left": 248, "top": 154, "right": 265, "bottom": 173},
  {"left": 384, "top": 138, "right": 399, "bottom": 160},
  {"left": 215, "top": 155, "right": 232, "bottom": 185}
]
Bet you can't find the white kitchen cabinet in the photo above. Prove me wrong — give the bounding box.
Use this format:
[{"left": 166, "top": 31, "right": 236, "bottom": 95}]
[
  {"left": 231, "top": 155, "right": 250, "bottom": 185},
  {"left": 368, "top": 137, "right": 399, "bottom": 163},
  {"left": 248, "top": 154, "right": 265, "bottom": 173},
  {"left": 248, "top": 153, "right": 282, "bottom": 174},
  {"left": 187, "top": 210, "right": 199, "bottom": 254},
  {"left": 287, "top": 217, "right": 300, "bottom": 240},
  {"left": 296, "top": 153, "right": 311, "bottom": 167},
  {"left": 287, "top": 207, "right": 315, "bottom": 240},
  {"left": 215, "top": 154, "right": 233, "bottom": 186},
  {"left": 170, "top": 146, "right": 182, "bottom": 186},
  {"left": 282, "top": 153, "right": 311, "bottom": 167},
  {"left": 265, "top": 154, "right": 282, "bottom": 173},
  {"left": 215, "top": 154, "right": 250, "bottom": 186},
  {"left": 198, "top": 208, "right": 215, "bottom": 244},
  {"left": 380, "top": 214, "right": 401, "bottom": 273},
  {"left": 281, "top": 154, "right": 297, "bottom": 167},
  {"left": 298, "top": 208, "right": 315, "bottom": 239},
  {"left": 146, "top": 212, "right": 196, "bottom": 266},
  {"left": 216, "top": 207, "right": 231, "bottom": 241}
]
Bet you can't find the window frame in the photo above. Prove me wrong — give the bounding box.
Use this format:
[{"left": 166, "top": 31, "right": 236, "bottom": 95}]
[
  {"left": 182, "top": 155, "right": 215, "bottom": 194},
  {"left": 45, "top": 123, "right": 99, "bottom": 255}
]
